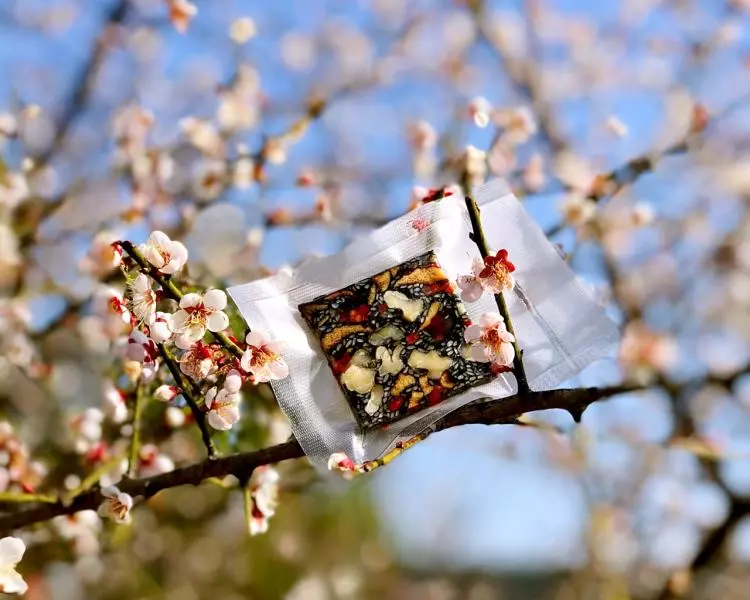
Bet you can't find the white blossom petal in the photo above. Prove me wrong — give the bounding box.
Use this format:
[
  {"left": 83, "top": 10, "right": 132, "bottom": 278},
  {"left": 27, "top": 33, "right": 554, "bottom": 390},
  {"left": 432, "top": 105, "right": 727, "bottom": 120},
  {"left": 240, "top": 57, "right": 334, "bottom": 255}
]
[
  {"left": 470, "top": 344, "right": 490, "bottom": 362},
  {"left": 174, "top": 332, "right": 195, "bottom": 350},
  {"left": 206, "top": 310, "right": 229, "bottom": 332},
  {"left": 0, "top": 537, "right": 24, "bottom": 564},
  {"left": 245, "top": 330, "right": 269, "bottom": 348},
  {"left": 240, "top": 349, "right": 254, "bottom": 372},
  {"left": 204, "top": 387, "right": 218, "bottom": 409},
  {"left": 479, "top": 312, "right": 503, "bottom": 328},
  {"left": 494, "top": 343, "right": 515, "bottom": 367},
  {"left": 203, "top": 289, "right": 227, "bottom": 311},
  {"left": 0, "top": 569, "right": 27, "bottom": 594},
  {"left": 464, "top": 324, "right": 481, "bottom": 343},
  {"left": 265, "top": 340, "right": 286, "bottom": 355},
  {"left": 224, "top": 372, "right": 242, "bottom": 393},
  {"left": 100, "top": 486, "right": 118, "bottom": 499},
  {"left": 268, "top": 359, "right": 289, "bottom": 379},
  {"left": 148, "top": 230, "right": 170, "bottom": 248},
  {"left": 179, "top": 293, "right": 202, "bottom": 309}
]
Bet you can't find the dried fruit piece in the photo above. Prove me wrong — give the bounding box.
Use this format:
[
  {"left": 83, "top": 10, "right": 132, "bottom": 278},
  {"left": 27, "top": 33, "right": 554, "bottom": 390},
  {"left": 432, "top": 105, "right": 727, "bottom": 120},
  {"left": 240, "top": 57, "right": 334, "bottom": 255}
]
[
  {"left": 394, "top": 266, "right": 445, "bottom": 286},
  {"left": 391, "top": 373, "right": 416, "bottom": 396},
  {"left": 321, "top": 325, "right": 370, "bottom": 351},
  {"left": 419, "top": 301, "right": 441, "bottom": 330}
]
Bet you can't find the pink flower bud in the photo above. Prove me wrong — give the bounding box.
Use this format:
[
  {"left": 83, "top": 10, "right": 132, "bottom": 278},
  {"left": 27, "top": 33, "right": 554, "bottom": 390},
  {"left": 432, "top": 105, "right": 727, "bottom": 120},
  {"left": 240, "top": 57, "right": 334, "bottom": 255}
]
[{"left": 154, "top": 385, "right": 180, "bottom": 403}]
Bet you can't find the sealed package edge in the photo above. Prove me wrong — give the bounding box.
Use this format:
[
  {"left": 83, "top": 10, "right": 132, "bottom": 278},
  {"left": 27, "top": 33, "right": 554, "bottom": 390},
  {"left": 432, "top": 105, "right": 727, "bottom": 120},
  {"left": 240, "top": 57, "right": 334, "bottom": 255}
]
[{"left": 228, "top": 179, "right": 619, "bottom": 470}]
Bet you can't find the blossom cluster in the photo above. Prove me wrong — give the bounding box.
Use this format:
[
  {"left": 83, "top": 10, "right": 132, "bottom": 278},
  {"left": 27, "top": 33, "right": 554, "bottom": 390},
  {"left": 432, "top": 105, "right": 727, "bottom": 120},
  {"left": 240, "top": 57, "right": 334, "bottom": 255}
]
[{"left": 0, "top": 422, "right": 47, "bottom": 496}]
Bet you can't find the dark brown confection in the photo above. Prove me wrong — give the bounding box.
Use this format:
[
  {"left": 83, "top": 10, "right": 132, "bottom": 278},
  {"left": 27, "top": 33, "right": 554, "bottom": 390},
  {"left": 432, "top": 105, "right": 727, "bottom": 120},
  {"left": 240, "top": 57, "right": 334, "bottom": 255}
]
[{"left": 298, "top": 251, "right": 493, "bottom": 429}]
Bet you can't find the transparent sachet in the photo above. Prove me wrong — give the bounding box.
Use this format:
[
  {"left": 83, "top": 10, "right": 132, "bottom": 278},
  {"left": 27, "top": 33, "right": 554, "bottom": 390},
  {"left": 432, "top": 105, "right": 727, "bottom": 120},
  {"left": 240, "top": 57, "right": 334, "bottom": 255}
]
[{"left": 228, "top": 179, "right": 619, "bottom": 470}]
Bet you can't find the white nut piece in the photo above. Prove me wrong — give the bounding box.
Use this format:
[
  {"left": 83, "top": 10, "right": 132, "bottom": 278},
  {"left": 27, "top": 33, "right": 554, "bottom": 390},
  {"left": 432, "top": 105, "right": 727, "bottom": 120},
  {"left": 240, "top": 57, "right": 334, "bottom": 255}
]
[
  {"left": 341, "top": 364, "right": 376, "bottom": 394},
  {"left": 383, "top": 290, "right": 424, "bottom": 322},
  {"left": 407, "top": 350, "right": 452, "bottom": 379}
]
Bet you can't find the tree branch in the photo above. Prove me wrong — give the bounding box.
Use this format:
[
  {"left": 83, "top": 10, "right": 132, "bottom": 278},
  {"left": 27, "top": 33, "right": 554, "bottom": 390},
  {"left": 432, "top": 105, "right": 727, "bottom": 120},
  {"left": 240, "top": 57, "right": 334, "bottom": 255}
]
[
  {"left": 31, "top": 0, "right": 130, "bottom": 170},
  {"left": 0, "top": 384, "right": 638, "bottom": 534},
  {"left": 157, "top": 343, "right": 217, "bottom": 459},
  {"left": 127, "top": 378, "right": 145, "bottom": 477},
  {"left": 464, "top": 195, "right": 531, "bottom": 394}
]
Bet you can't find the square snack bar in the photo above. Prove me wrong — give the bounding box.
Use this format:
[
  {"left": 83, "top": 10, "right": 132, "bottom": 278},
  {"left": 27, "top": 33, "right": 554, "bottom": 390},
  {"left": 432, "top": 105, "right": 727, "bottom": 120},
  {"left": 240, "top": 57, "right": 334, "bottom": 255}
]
[{"left": 299, "top": 251, "right": 493, "bottom": 429}]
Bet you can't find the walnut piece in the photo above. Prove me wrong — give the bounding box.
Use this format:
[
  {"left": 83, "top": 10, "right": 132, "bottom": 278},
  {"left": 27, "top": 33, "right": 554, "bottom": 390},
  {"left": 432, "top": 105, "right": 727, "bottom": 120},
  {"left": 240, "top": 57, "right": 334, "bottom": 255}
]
[
  {"left": 407, "top": 350, "right": 453, "bottom": 379},
  {"left": 383, "top": 290, "right": 424, "bottom": 322}
]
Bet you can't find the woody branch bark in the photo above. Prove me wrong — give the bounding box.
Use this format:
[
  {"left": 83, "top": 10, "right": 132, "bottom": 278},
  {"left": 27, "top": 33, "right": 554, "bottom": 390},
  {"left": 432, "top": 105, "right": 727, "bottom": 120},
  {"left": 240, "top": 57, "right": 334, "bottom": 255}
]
[
  {"left": 157, "top": 343, "right": 217, "bottom": 460},
  {"left": 0, "top": 384, "right": 638, "bottom": 534}
]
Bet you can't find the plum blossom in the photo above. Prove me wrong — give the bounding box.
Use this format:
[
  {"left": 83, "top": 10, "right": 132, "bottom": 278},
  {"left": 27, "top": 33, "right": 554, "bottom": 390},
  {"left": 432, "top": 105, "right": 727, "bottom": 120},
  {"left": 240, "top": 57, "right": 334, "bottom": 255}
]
[
  {"left": 180, "top": 118, "right": 224, "bottom": 157},
  {"left": 606, "top": 115, "right": 628, "bottom": 138},
  {"left": 0, "top": 173, "right": 29, "bottom": 211},
  {"left": 179, "top": 341, "right": 214, "bottom": 381},
  {"left": 204, "top": 379, "right": 241, "bottom": 431},
  {"left": 246, "top": 466, "right": 279, "bottom": 536},
  {"left": 327, "top": 452, "right": 360, "bottom": 479},
  {"left": 149, "top": 311, "right": 173, "bottom": 343},
  {"left": 165, "top": 406, "right": 186, "bottom": 428},
  {"left": 127, "top": 273, "right": 156, "bottom": 324},
  {"left": 464, "top": 145, "right": 487, "bottom": 184},
  {"left": 70, "top": 408, "right": 104, "bottom": 454},
  {"left": 560, "top": 194, "right": 597, "bottom": 227},
  {"left": 478, "top": 249, "right": 516, "bottom": 293},
  {"left": 492, "top": 106, "right": 537, "bottom": 145},
  {"left": 468, "top": 96, "right": 491, "bottom": 128},
  {"left": 406, "top": 120, "right": 437, "bottom": 151},
  {"left": 172, "top": 290, "right": 229, "bottom": 349},
  {"left": 52, "top": 511, "right": 102, "bottom": 558},
  {"left": 229, "top": 17, "right": 257, "bottom": 44},
  {"left": 191, "top": 159, "right": 227, "bottom": 202},
  {"left": 154, "top": 385, "right": 180, "bottom": 403},
  {"left": 95, "top": 285, "right": 130, "bottom": 326},
  {"left": 97, "top": 486, "right": 133, "bottom": 524},
  {"left": 457, "top": 249, "right": 516, "bottom": 302},
  {"left": 102, "top": 383, "right": 128, "bottom": 424},
  {"left": 81, "top": 231, "right": 122, "bottom": 276},
  {"left": 126, "top": 330, "right": 158, "bottom": 365},
  {"left": 240, "top": 331, "right": 289, "bottom": 383},
  {"left": 619, "top": 321, "right": 677, "bottom": 380},
  {"left": 137, "top": 444, "right": 175, "bottom": 478},
  {"left": 464, "top": 313, "right": 516, "bottom": 367},
  {"left": 630, "top": 202, "right": 655, "bottom": 228},
  {"left": 0, "top": 537, "right": 27, "bottom": 595},
  {"left": 139, "top": 231, "right": 188, "bottom": 275},
  {"left": 168, "top": 0, "right": 197, "bottom": 33},
  {"left": 523, "top": 153, "right": 546, "bottom": 192}
]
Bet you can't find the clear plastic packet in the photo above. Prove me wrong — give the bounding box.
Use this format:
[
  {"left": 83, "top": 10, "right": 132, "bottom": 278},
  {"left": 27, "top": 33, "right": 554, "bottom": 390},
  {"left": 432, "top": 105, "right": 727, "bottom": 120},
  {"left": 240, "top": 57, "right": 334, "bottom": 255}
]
[{"left": 228, "top": 179, "right": 619, "bottom": 470}]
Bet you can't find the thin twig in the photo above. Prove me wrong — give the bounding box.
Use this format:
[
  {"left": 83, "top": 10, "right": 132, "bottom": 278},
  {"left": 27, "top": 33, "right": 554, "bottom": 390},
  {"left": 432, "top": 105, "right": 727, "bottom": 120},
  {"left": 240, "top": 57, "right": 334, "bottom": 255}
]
[
  {"left": 31, "top": 0, "right": 130, "bottom": 170},
  {"left": 118, "top": 240, "right": 244, "bottom": 359},
  {"left": 127, "top": 378, "right": 146, "bottom": 478},
  {"left": 464, "top": 195, "right": 531, "bottom": 394},
  {"left": 157, "top": 343, "right": 217, "bottom": 459},
  {"left": 0, "top": 493, "right": 57, "bottom": 505}
]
